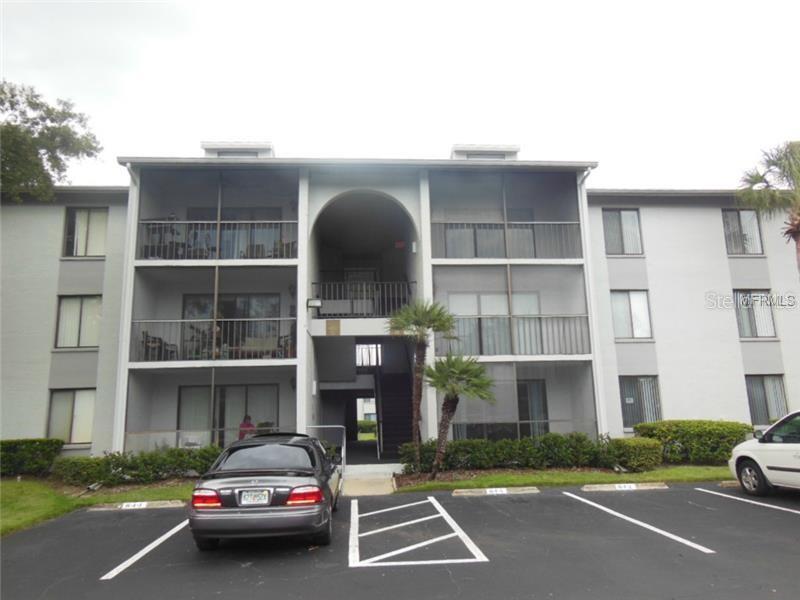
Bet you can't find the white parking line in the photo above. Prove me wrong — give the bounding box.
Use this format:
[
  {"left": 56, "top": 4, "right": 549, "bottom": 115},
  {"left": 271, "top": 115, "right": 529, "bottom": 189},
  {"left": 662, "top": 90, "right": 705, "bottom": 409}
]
[
  {"left": 359, "top": 499, "right": 431, "bottom": 517},
  {"left": 350, "top": 496, "right": 488, "bottom": 567},
  {"left": 359, "top": 514, "right": 442, "bottom": 537},
  {"left": 562, "top": 492, "right": 715, "bottom": 555},
  {"left": 100, "top": 519, "right": 188, "bottom": 580},
  {"left": 359, "top": 533, "right": 458, "bottom": 565},
  {"left": 694, "top": 488, "right": 800, "bottom": 515}
]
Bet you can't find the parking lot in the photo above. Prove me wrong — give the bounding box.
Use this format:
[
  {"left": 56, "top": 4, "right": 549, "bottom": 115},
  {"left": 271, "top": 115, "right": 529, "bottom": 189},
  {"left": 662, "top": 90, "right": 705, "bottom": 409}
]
[{"left": 2, "top": 483, "right": 798, "bottom": 600}]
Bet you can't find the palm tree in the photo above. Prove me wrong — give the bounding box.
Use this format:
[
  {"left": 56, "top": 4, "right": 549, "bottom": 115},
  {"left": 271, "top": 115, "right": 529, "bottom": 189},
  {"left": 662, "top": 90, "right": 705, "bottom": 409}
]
[
  {"left": 738, "top": 141, "right": 800, "bottom": 277},
  {"left": 388, "top": 301, "right": 455, "bottom": 471},
  {"left": 425, "top": 355, "right": 494, "bottom": 480}
]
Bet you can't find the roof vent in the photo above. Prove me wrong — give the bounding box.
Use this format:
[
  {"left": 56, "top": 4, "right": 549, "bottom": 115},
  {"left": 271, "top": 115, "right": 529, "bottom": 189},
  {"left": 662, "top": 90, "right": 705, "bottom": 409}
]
[
  {"left": 201, "top": 141, "right": 274, "bottom": 158},
  {"left": 451, "top": 144, "right": 519, "bottom": 160}
]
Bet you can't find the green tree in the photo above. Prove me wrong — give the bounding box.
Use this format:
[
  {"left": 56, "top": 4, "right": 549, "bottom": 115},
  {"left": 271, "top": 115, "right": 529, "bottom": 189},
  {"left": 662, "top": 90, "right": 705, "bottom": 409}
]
[
  {"left": 738, "top": 141, "right": 800, "bottom": 276},
  {"left": 1, "top": 81, "right": 101, "bottom": 203},
  {"left": 425, "top": 355, "right": 494, "bottom": 479},
  {"left": 388, "top": 301, "right": 455, "bottom": 471}
]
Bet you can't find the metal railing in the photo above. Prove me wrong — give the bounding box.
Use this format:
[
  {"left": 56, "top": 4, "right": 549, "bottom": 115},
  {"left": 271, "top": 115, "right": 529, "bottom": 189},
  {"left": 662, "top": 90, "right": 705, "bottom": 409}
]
[
  {"left": 125, "top": 427, "right": 282, "bottom": 453},
  {"left": 311, "top": 281, "right": 415, "bottom": 318},
  {"left": 136, "top": 221, "right": 298, "bottom": 260},
  {"left": 431, "top": 221, "right": 582, "bottom": 259},
  {"left": 435, "top": 315, "right": 591, "bottom": 356},
  {"left": 131, "top": 318, "right": 296, "bottom": 361},
  {"left": 451, "top": 419, "right": 598, "bottom": 441}
]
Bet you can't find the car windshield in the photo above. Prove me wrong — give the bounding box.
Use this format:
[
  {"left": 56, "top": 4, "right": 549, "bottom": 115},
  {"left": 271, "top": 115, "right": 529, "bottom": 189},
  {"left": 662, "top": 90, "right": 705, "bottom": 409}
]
[
  {"left": 769, "top": 414, "right": 800, "bottom": 443},
  {"left": 215, "top": 443, "right": 315, "bottom": 472}
]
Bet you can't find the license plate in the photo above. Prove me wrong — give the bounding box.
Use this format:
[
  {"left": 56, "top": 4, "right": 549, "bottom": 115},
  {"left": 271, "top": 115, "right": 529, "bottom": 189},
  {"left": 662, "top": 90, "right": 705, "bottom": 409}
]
[{"left": 240, "top": 489, "right": 270, "bottom": 506}]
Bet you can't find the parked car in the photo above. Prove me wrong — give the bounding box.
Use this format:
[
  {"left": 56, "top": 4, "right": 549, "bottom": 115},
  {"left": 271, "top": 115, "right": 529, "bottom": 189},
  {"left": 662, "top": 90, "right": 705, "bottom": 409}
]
[
  {"left": 729, "top": 411, "right": 800, "bottom": 496},
  {"left": 189, "top": 433, "right": 342, "bottom": 550}
]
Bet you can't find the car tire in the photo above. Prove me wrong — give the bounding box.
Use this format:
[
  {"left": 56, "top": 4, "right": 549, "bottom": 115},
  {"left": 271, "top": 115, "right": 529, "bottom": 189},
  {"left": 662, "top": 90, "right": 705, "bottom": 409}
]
[
  {"left": 313, "top": 511, "right": 333, "bottom": 546},
  {"left": 194, "top": 536, "right": 220, "bottom": 551},
  {"left": 737, "top": 458, "right": 770, "bottom": 496}
]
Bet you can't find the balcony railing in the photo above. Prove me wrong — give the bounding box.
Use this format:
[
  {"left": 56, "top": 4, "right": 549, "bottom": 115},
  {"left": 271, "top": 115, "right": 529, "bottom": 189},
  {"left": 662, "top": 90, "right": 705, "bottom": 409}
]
[
  {"left": 431, "top": 222, "right": 582, "bottom": 259},
  {"left": 452, "top": 419, "right": 598, "bottom": 441},
  {"left": 435, "top": 315, "right": 591, "bottom": 356},
  {"left": 136, "top": 221, "right": 298, "bottom": 260},
  {"left": 131, "top": 318, "right": 296, "bottom": 361},
  {"left": 311, "top": 281, "right": 415, "bottom": 318},
  {"left": 125, "top": 427, "right": 282, "bottom": 453}
]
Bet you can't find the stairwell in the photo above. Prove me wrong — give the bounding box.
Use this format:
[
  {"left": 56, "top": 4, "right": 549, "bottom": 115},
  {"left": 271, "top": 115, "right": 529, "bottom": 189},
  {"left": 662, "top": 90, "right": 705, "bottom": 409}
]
[{"left": 378, "top": 372, "right": 413, "bottom": 459}]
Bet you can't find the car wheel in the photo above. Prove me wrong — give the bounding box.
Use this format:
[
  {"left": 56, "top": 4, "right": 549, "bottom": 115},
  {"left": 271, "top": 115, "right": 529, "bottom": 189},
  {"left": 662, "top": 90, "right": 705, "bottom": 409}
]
[
  {"left": 313, "top": 510, "right": 333, "bottom": 546},
  {"left": 194, "top": 536, "right": 220, "bottom": 551},
  {"left": 737, "top": 458, "right": 770, "bottom": 496}
]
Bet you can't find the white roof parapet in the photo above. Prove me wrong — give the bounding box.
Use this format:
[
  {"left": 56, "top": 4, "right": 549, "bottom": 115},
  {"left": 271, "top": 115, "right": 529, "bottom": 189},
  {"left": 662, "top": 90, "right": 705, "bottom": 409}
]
[
  {"left": 450, "top": 144, "right": 520, "bottom": 160},
  {"left": 200, "top": 141, "right": 274, "bottom": 158}
]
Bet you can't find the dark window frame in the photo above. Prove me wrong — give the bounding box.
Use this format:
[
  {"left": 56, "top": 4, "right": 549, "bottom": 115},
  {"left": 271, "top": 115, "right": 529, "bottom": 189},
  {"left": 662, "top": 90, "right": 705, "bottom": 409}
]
[
  {"left": 54, "top": 295, "right": 102, "bottom": 348},
  {"left": 63, "top": 207, "right": 109, "bottom": 258},
  {"left": 722, "top": 209, "right": 764, "bottom": 256},
  {"left": 47, "top": 388, "right": 95, "bottom": 444},
  {"left": 602, "top": 208, "right": 644, "bottom": 256}
]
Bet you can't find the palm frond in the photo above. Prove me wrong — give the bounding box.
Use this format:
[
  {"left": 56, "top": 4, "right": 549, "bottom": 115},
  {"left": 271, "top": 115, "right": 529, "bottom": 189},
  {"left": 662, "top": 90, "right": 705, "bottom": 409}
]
[
  {"left": 424, "top": 354, "right": 495, "bottom": 403},
  {"left": 388, "top": 300, "right": 455, "bottom": 342},
  {"left": 737, "top": 141, "right": 800, "bottom": 218}
]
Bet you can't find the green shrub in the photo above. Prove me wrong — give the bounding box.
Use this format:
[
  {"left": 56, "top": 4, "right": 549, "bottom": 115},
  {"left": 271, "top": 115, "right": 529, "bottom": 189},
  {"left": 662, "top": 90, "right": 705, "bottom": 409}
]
[
  {"left": 0, "top": 439, "right": 64, "bottom": 476},
  {"left": 51, "top": 446, "right": 224, "bottom": 486},
  {"left": 634, "top": 420, "right": 752, "bottom": 465},
  {"left": 538, "top": 433, "right": 574, "bottom": 468},
  {"left": 608, "top": 438, "right": 663, "bottom": 472},
  {"left": 357, "top": 420, "right": 377, "bottom": 434},
  {"left": 399, "top": 433, "right": 665, "bottom": 474}
]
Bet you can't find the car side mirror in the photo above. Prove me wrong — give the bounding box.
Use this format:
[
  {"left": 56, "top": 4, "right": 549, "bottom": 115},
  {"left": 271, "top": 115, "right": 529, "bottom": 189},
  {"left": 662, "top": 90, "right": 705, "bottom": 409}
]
[{"left": 754, "top": 430, "right": 763, "bottom": 440}]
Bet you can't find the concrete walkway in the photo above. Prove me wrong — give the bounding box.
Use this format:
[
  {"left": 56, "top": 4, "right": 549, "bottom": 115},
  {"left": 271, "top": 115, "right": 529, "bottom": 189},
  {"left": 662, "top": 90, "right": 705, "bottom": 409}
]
[{"left": 342, "top": 463, "right": 401, "bottom": 496}]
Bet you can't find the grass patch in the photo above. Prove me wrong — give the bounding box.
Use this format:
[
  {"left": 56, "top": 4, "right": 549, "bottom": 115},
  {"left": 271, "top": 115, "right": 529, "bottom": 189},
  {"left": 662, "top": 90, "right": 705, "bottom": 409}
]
[
  {"left": 0, "top": 478, "right": 195, "bottom": 536},
  {"left": 396, "top": 465, "right": 732, "bottom": 493},
  {"left": 357, "top": 432, "right": 376, "bottom": 441}
]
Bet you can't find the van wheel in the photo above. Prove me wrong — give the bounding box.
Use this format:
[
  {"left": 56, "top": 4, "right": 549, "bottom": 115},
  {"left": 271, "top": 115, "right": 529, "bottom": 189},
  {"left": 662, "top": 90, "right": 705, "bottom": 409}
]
[
  {"left": 194, "top": 536, "right": 220, "bottom": 551},
  {"left": 737, "top": 459, "right": 770, "bottom": 496}
]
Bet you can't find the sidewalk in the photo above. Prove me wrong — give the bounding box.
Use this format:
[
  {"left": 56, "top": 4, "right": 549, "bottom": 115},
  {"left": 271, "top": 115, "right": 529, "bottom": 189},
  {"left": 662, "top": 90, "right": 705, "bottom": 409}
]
[{"left": 342, "top": 463, "right": 401, "bottom": 496}]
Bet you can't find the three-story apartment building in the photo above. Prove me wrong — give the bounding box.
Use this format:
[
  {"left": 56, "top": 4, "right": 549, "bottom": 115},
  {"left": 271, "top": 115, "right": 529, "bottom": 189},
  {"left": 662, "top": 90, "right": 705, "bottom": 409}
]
[{"left": 2, "top": 143, "right": 797, "bottom": 459}]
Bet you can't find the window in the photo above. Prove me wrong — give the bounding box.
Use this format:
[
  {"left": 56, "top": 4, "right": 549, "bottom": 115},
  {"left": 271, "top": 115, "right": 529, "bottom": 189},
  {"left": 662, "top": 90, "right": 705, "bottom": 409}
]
[
  {"left": 619, "top": 376, "right": 661, "bottom": 429},
  {"left": 48, "top": 389, "right": 95, "bottom": 443},
  {"left": 765, "top": 413, "right": 800, "bottom": 443},
  {"left": 745, "top": 375, "right": 788, "bottom": 425},
  {"left": 734, "top": 290, "right": 776, "bottom": 338},
  {"left": 449, "top": 292, "right": 511, "bottom": 355},
  {"left": 356, "top": 344, "right": 382, "bottom": 367},
  {"left": 56, "top": 296, "right": 102, "bottom": 347},
  {"left": 517, "top": 380, "right": 549, "bottom": 436},
  {"left": 610, "top": 291, "right": 652, "bottom": 339},
  {"left": 64, "top": 208, "right": 108, "bottom": 257},
  {"left": 723, "top": 209, "right": 762, "bottom": 255},
  {"left": 603, "top": 209, "right": 642, "bottom": 255}
]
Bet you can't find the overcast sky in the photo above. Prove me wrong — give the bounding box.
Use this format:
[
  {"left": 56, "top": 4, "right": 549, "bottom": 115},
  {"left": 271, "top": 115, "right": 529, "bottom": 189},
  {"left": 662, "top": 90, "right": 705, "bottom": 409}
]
[{"left": 2, "top": 0, "right": 798, "bottom": 189}]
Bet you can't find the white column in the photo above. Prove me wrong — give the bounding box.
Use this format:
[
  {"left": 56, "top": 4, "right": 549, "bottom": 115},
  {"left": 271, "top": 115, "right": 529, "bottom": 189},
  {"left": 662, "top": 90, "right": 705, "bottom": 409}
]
[
  {"left": 577, "top": 169, "right": 608, "bottom": 435},
  {"left": 295, "top": 168, "right": 310, "bottom": 433},
  {"left": 419, "top": 170, "right": 438, "bottom": 440},
  {"left": 111, "top": 166, "right": 140, "bottom": 451}
]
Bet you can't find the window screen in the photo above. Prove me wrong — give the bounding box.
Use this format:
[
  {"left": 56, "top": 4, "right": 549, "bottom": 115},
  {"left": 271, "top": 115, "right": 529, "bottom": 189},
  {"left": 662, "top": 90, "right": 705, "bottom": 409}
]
[{"left": 619, "top": 376, "right": 661, "bottom": 429}]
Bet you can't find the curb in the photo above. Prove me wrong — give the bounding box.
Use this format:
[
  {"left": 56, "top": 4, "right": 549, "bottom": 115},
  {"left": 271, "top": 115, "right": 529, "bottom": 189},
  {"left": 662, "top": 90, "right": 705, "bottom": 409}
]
[
  {"left": 452, "top": 486, "right": 540, "bottom": 497},
  {"left": 580, "top": 482, "right": 668, "bottom": 492},
  {"left": 88, "top": 500, "right": 186, "bottom": 511}
]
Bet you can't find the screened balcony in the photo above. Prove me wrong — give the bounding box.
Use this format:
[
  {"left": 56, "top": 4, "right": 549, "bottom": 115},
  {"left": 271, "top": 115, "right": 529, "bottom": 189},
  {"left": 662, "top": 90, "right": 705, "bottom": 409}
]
[
  {"left": 136, "top": 221, "right": 297, "bottom": 260},
  {"left": 130, "top": 266, "right": 297, "bottom": 363},
  {"left": 430, "top": 170, "right": 582, "bottom": 259},
  {"left": 433, "top": 265, "right": 590, "bottom": 357},
  {"left": 431, "top": 222, "right": 582, "bottom": 259},
  {"left": 437, "top": 315, "right": 590, "bottom": 356},
  {"left": 131, "top": 317, "right": 296, "bottom": 361},
  {"left": 136, "top": 168, "right": 299, "bottom": 261}
]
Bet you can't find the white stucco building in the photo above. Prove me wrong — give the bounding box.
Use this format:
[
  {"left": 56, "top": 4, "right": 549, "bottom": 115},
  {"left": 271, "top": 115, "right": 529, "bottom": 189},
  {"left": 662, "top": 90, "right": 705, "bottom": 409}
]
[{"left": 2, "top": 143, "right": 797, "bottom": 460}]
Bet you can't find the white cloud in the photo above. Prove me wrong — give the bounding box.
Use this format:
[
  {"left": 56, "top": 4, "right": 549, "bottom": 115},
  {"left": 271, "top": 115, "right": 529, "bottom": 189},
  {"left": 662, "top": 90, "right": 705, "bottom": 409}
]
[{"left": 3, "top": 0, "right": 799, "bottom": 188}]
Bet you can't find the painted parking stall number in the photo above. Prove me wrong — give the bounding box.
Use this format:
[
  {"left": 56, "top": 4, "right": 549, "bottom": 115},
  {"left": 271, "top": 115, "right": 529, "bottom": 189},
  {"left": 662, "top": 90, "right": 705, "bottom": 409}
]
[
  {"left": 615, "top": 484, "right": 636, "bottom": 491},
  {"left": 486, "top": 488, "right": 508, "bottom": 495}
]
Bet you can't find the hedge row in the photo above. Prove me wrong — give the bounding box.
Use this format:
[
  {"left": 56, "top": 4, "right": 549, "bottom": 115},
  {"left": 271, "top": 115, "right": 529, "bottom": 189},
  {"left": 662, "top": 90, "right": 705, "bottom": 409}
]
[
  {"left": 634, "top": 420, "right": 752, "bottom": 465},
  {"left": 399, "top": 433, "right": 663, "bottom": 474},
  {"left": 0, "top": 439, "right": 64, "bottom": 476},
  {"left": 52, "top": 446, "right": 222, "bottom": 486},
  {"left": 357, "top": 420, "right": 377, "bottom": 434}
]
